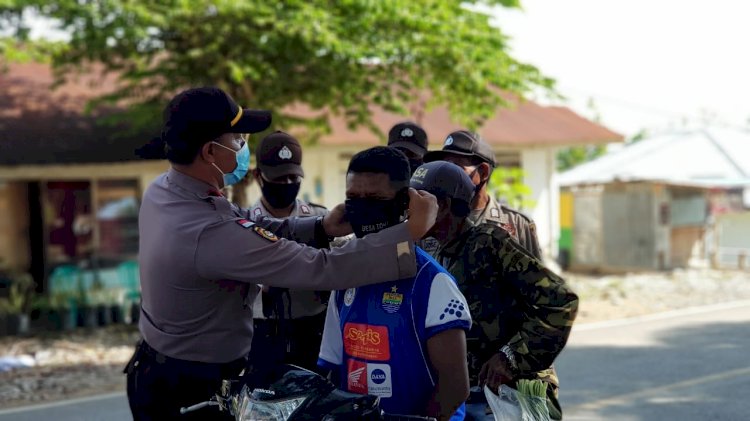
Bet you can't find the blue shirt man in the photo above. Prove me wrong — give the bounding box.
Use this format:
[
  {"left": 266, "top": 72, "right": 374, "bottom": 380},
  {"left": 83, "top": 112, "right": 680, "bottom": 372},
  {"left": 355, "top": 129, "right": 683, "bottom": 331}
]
[{"left": 318, "top": 146, "right": 472, "bottom": 420}]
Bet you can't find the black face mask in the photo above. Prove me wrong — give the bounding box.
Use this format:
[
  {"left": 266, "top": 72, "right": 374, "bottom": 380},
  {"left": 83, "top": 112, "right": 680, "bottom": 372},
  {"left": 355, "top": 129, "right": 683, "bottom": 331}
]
[
  {"left": 261, "top": 181, "right": 301, "bottom": 209},
  {"left": 345, "top": 193, "right": 408, "bottom": 238}
]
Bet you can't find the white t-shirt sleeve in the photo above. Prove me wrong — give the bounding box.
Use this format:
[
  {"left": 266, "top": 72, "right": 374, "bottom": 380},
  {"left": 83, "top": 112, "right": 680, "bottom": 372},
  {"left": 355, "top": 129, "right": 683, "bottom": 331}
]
[
  {"left": 317, "top": 291, "right": 343, "bottom": 368},
  {"left": 424, "top": 272, "right": 472, "bottom": 338}
]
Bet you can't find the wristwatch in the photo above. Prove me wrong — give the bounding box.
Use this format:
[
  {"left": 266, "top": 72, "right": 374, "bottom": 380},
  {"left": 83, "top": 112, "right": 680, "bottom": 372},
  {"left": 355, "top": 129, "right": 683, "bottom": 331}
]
[
  {"left": 498, "top": 345, "right": 520, "bottom": 377},
  {"left": 314, "top": 216, "right": 334, "bottom": 247}
]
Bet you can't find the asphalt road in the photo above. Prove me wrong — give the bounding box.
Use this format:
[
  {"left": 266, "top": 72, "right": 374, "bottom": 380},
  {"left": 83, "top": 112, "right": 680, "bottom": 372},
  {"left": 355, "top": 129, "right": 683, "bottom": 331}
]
[
  {"left": 556, "top": 300, "right": 750, "bottom": 421},
  {"left": 1, "top": 301, "right": 748, "bottom": 421}
]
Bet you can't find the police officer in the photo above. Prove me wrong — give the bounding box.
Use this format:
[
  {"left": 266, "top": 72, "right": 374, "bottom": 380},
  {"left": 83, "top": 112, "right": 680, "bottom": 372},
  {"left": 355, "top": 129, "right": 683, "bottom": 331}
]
[
  {"left": 410, "top": 161, "right": 579, "bottom": 420},
  {"left": 423, "top": 130, "right": 543, "bottom": 259},
  {"left": 248, "top": 130, "right": 329, "bottom": 371},
  {"left": 128, "top": 87, "right": 437, "bottom": 420},
  {"left": 387, "top": 121, "right": 429, "bottom": 176}
]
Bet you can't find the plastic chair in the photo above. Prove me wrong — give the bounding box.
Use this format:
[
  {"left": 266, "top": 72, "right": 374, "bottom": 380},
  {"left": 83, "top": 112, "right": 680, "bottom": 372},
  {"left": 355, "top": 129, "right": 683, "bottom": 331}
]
[{"left": 117, "top": 260, "right": 141, "bottom": 300}]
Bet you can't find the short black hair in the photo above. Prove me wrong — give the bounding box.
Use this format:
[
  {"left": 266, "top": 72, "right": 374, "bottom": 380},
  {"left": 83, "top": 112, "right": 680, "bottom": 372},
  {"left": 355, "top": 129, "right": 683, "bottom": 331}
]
[{"left": 347, "top": 146, "right": 411, "bottom": 190}]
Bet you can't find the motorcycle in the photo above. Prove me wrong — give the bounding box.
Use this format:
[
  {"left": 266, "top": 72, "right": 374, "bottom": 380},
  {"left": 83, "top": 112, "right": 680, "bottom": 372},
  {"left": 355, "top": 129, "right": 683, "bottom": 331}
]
[{"left": 180, "top": 364, "right": 437, "bottom": 421}]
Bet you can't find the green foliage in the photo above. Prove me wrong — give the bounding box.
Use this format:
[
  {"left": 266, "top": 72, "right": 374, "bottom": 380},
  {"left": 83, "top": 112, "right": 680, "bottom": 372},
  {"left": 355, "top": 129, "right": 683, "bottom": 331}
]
[
  {"left": 49, "top": 290, "right": 76, "bottom": 310},
  {"left": 0, "top": 37, "right": 65, "bottom": 68},
  {"left": 627, "top": 128, "right": 648, "bottom": 144},
  {"left": 488, "top": 166, "right": 534, "bottom": 211},
  {"left": 0, "top": 272, "right": 35, "bottom": 315},
  {"left": 0, "top": 0, "right": 554, "bottom": 137},
  {"left": 556, "top": 144, "right": 607, "bottom": 171}
]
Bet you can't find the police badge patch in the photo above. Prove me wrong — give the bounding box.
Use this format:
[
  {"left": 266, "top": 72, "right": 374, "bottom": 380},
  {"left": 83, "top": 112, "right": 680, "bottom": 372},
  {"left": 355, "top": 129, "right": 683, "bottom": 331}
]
[
  {"left": 253, "top": 226, "right": 279, "bottom": 242},
  {"left": 278, "top": 146, "right": 293, "bottom": 160}
]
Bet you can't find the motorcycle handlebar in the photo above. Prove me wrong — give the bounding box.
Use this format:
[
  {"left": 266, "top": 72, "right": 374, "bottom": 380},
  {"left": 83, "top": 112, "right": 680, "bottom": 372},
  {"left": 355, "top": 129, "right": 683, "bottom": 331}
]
[{"left": 179, "top": 400, "right": 219, "bottom": 414}]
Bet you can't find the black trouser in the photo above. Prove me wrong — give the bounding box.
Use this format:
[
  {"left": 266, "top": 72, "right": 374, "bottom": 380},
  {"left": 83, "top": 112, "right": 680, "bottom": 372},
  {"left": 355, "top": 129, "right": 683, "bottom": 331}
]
[
  {"left": 124, "top": 340, "right": 245, "bottom": 421},
  {"left": 248, "top": 311, "right": 326, "bottom": 373}
]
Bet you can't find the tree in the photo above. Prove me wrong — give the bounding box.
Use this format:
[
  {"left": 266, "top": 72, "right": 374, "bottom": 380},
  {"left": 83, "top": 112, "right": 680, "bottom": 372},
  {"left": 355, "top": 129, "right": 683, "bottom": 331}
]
[
  {"left": 1, "top": 0, "right": 553, "bottom": 204},
  {"left": 1, "top": 0, "right": 553, "bottom": 129},
  {"left": 488, "top": 166, "right": 534, "bottom": 211}
]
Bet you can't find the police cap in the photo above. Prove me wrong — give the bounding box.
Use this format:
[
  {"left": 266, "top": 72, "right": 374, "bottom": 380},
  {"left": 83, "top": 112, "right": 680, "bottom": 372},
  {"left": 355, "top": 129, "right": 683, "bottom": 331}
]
[
  {"left": 423, "top": 130, "right": 496, "bottom": 167},
  {"left": 410, "top": 161, "right": 475, "bottom": 206}
]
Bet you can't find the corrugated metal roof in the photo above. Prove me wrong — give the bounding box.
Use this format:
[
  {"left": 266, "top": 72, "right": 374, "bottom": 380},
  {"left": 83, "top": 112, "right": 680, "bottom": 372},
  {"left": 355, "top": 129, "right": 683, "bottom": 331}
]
[{"left": 559, "top": 127, "right": 750, "bottom": 188}]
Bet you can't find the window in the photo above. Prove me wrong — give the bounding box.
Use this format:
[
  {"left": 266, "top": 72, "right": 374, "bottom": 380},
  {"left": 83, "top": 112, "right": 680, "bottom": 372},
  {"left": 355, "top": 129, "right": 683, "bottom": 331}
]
[
  {"left": 96, "top": 180, "right": 140, "bottom": 261},
  {"left": 44, "top": 181, "right": 93, "bottom": 264}
]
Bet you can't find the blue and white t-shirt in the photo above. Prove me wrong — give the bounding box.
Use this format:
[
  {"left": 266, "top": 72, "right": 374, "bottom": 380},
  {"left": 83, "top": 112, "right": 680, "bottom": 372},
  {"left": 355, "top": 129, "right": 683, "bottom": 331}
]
[{"left": 318, "top": 248, "right": 472, "bottom": 419}]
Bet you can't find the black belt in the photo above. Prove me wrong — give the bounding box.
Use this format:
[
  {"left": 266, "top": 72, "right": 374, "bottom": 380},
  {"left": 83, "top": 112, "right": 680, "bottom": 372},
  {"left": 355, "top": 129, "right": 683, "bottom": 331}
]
[{"left": 138, "top": 340, "right": 247, "bottom": 369}]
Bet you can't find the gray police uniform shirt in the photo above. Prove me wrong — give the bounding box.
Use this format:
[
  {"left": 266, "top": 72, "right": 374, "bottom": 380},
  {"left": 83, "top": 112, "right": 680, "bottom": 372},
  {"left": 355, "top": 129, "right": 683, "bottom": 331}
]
[
  {"left": 467, "top": 195, "right": 542, "bottom": 259},
  {"left": 138, "top": 169, "right": 416, "bottom": 364},
  {"left": 249, "top": 198, "right": 329, "bottom": 320}
]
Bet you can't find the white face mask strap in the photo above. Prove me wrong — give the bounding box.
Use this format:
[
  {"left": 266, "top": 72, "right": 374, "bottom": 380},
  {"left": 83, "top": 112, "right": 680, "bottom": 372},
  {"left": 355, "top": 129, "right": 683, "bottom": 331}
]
[
  {"left": 211, "top": 141, "right": 237, "bottom": 155},
  {"left": 211, "top": 162, "right": 226, "bottom": 178}
]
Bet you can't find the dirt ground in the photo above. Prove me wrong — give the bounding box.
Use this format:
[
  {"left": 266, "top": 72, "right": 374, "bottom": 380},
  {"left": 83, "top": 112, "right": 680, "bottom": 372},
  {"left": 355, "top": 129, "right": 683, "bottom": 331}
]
[{"left": 1, "top": 268, "right": 749, "bottom": 409}]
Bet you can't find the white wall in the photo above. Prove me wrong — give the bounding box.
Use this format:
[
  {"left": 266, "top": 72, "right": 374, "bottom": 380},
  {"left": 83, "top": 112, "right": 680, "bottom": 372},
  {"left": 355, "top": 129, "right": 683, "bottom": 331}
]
[
  {"left": 520, "top": 147, "right": 559, "bottom": 260},
  {"left": 716, "top": 211, "right": 750, "bottom": 268}
]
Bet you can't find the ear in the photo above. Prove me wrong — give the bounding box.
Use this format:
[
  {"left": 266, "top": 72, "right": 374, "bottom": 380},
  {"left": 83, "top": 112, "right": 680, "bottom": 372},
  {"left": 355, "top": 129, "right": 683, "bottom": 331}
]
[
  {"left": 199, "top": 142, "right": 216, "bottom": 163},
  {"left": 478, "top": 162, "right": 492, "bottom": 182},
  {"left": 437, "top": 197, "right": 452, "bottom": 218}
]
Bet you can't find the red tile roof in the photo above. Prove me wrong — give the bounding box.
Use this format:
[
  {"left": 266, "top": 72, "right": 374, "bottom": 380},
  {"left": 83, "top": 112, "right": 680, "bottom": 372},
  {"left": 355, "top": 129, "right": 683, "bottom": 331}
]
[
  {"left": 0, "top": 62, "right": 151, "bottom": 165},
  {"left": 0, "top": 62, "right": 622, "bottom": 167},
  {"left": 285, "top": 95, "right": 623, "bottom": 148}
]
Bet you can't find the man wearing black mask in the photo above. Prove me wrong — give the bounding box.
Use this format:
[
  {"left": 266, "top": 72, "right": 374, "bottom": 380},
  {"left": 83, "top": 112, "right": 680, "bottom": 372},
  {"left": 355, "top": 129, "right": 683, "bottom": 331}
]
[
  {"left": 318, "top": 146, "right": 471, "bottom": 420},
  {"left": 250, "top": 131, "right": 327, "bottom": 219},
  {"left": 424, "top": 131, "right": 542, "bottom": 259},
  {"left": 387, "top": 121, "right": 429, "bottom": 176},
  {"left": 249, "top": 130, "right": 328, "bottom": 371}
]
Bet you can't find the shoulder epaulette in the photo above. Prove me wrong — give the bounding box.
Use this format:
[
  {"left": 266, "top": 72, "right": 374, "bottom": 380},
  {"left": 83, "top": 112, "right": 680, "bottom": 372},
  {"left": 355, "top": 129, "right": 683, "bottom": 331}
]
[{"left": 499, "top": 204, "right": 535, "bottom": 223}]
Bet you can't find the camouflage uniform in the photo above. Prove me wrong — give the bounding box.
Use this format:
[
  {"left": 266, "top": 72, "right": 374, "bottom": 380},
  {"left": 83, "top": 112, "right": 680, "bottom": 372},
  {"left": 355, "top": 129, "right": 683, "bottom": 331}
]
[
  {"left": 421, "top": 196, "right": 541, "bottom": 260},
  {"left": 468, "top": 195, "right": 542, "bottom": 260},
  {"left": 436, "top": 222, "right": 578, "bottom": 420}
]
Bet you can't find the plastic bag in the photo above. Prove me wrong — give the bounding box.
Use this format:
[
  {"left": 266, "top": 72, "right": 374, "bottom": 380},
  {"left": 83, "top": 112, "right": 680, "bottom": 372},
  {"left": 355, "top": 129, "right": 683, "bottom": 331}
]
[{"left": 484, "top": 385, "right": 550, "bottom": 421}]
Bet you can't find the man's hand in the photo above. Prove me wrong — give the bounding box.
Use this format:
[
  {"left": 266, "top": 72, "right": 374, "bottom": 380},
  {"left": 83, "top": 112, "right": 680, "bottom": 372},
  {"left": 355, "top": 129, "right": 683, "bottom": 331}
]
[
  {"left": 322, "top": 204, "right": 352, "bottom": 237},
  {"left": 406, "top": 188, "right": 437, "bottom": 240},
  {"left": 479, "top": 353, "right": 515, "bottom": 393}
]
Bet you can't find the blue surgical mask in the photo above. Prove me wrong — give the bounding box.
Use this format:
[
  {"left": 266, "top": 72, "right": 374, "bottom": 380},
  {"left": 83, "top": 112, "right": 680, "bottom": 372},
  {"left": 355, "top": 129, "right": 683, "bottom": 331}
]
[{"left": 212, "top": 141, "right": 250, "bottom": 187}]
